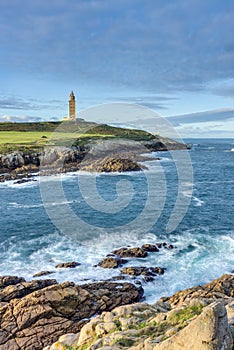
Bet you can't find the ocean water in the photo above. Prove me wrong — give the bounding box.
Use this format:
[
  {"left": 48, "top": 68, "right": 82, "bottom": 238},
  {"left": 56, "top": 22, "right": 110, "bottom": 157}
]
[{"left": 0, "top": 138, "right": 233, "bottom": 303}]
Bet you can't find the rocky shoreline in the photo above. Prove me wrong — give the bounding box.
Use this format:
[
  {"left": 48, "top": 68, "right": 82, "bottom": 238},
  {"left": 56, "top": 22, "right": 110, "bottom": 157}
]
[
  {"left": 0, "top": 243, "right": 233, "bottom": 350},
  {"left": 0, "top": 137, "right": 189, "bottom": 183}
]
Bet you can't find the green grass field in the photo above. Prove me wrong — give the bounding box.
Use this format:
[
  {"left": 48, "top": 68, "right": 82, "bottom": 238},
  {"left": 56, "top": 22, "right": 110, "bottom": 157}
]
[{"left": 0, "top": 121, "right": 156, "bottom": 153}]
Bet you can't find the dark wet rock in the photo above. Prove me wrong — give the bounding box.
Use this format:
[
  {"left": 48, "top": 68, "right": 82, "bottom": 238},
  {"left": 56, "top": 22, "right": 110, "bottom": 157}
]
[
  {"left": 0, "top": 279, "right": 57, "bottom": 302},
  {"left": 141, "top": 243, "right": 159, "bottom": 252},
  {"left": 95, "top": 257, "right": 128, "bottom": 269},
  {"left": 55, "top": 261, "right": 80, "bottom": 268},
  {"left": 112, "top": 247, "right": 148, "bottom": 258},
  {"left": 0, "top": 277, "right": 143, "bottom": 350},
  {"left": 33, "top": 271, "right": 54, "bottom": 278},
  {"left": 121, "top": 266, "right": 165, "bottom": 281},
  {"left": 155, "top": 242, "right": 174, "bottom": 249},
  {"left": 13, "top": 178, "right": 36, "bottom": 185},
  {"left": 144, "top": 138, "right": 188, "bottom": 152}
]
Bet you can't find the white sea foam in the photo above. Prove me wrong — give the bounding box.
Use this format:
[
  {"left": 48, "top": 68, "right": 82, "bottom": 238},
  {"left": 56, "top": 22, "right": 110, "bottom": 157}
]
[
  {"left": 1, "top": 227, "right": 233, "bottom": 303},
  {"left": 8, "top": 199, "right": 80, "bottom": 209},
  {"left": 192, "top": 196, "right": 205, "bottom": 207},
  {"left": 0, "top": 178, "right": 38, "bottom": 188}
]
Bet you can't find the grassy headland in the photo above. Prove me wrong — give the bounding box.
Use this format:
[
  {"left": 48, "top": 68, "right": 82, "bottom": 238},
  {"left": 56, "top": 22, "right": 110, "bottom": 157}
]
[{"left": 0, "top": 121, "right": 155, "bottom": 154}]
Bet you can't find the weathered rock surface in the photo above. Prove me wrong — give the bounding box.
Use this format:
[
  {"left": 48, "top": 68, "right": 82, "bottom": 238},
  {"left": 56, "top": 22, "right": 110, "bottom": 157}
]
[
  {"left": 112, "top": 247, "right": 148, "bottom": 258},
  {"left": 44, "top": 274, "right": 234, "bottom": 350},
  {"left": 96, "top": 257, "right": 128, "bottom": 269},
  {"left": 0, "top": 278, "right": 57, "bottom": 302},
  {"left": 121, "top": 266, "right": 165, "bottom": 281},
  {"left": 0, "top": 277, "right": 143, "bottom": 350},
  {"left": 55, "top": 261, "right": 80, "bottom": 268},
  {"left": 46, "top": 300, "right": 233, "bottom": 350},
  {"left": 32, "top": 271, "right": 54, "bottom": 278},
  {"left": 96, "top": 158, "right": 142, "bottom": 172},
  {"left": 0, "top": 276, "right": 26, "bottom": 289},
  {"left": 161, "top": 273, "right": 234, "bottom": 307},
  {"left": 141, "top": 244, "right": 159, "bottom": 252}
]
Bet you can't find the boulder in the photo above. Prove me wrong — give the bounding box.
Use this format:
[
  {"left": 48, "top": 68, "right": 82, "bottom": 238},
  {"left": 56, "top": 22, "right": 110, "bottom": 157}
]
[
  {"left": 33, "top": 271, "right": 54, "bottom": 278},
  {"left": 96, "top": 158, "right": 142, "bottom": 172},
  {"left": 152, "top": 302, "right": 233, "bottom": 350},
  {"left": 141, "top": 244, "right": 159, "bottom": 252},
  {"left": 121, "top": 266, "right": 165, "bottom": 282},
  {"left": 96, "top": 257, "right": 128, "bottom": 269},
  {"left": 55, "top": 261, "right": 80, "bottom": 268},
  {"left": 112, "top": 247, "right": 148, "bottom": 258}
]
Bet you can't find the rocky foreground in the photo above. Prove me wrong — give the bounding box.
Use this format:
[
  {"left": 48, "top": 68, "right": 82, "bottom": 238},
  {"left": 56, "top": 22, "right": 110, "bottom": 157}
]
[
  {"left": 0, "top": 271, "right": 233, "bottom": 350},
  {"left": 44, "top": 274, "right": 234, "bottom": 350}
]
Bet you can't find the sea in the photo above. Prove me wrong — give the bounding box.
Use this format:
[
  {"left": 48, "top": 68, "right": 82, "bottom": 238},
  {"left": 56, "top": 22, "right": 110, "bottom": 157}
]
[{"left": 0, "top": 138, "right": 233, "bottom": 303}]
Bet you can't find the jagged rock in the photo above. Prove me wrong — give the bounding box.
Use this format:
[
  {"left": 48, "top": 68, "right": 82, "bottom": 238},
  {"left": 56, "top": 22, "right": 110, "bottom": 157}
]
[
  {"left": 46, "top": 300, "right": 233, "bottom": 350},
  {"left": 0, "top": 278, "right": 57, "bottom": 302},
  {"left": 96, "top": 257, "right": 128, "bottom": 269},
  {"left": 121, "top": 266, "right": 165, "bottom": 282},
  {"left": 0, "top": 276, "right": 26, "bottom": 289},
  {"left": 226, "top": 301, "right": 234, "bottom": 338},
  {"left": 13, "top": 178, "right": 37, "bottom": 185},
  {"left": 161, "top": 274, "right": 234, "bottom": 307},
  {"left": 33, "top": 271, "right": 54, "bottom": 278},
  {"left": 141, "top": 244, "right": 159, "bottom": 252},
  {"left": 112, "top": 247, "right": 148, "bottom": 258},
  {"left": 96, "top": 158, "right": 142, "bottom": 172},
  {"left": 44, "top": 274, "right": 234, "bottom": 350},
  {"left": 151, "top": 302, "right": 233, "bottom": 350},
  {"left": 55, "top": 261, "right": 80, "bottom": 268},
  {"left": 155, "top": 242, "right": 174, "bottom": 249},
  {"left": 0, "top": 278, "right": 143, "bottom": 350}
]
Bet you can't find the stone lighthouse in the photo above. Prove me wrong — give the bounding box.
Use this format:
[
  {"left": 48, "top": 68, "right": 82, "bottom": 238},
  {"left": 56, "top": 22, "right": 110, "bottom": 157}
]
[{"left": 69, "top": 91, "right": 76, "bottom": 120}]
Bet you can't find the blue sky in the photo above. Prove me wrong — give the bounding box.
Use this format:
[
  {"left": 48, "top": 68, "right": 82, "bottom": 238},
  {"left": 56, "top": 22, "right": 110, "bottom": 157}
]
[{"left": 0, "top": 0, "right": 234, "bottom": 137}]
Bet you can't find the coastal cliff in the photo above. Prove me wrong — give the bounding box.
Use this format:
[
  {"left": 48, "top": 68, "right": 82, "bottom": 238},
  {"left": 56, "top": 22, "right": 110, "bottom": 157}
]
[{"left": 0, "top": 136, "right": 188, "bottom": 182}]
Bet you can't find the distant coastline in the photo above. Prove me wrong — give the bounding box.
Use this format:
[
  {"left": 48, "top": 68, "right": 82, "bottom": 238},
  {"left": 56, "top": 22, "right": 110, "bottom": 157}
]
[{"left": 0, "top": 121, "right": 188, "bottom": 183}]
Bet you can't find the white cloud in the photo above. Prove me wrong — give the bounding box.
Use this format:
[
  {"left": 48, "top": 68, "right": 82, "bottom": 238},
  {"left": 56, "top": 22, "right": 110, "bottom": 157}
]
[{"left": 0, "top": 115, "right": 45, "bottom": 122}]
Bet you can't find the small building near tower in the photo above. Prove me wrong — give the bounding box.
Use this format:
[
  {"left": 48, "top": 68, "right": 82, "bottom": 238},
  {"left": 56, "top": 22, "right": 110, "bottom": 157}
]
[{"left": 69, "top": 90, "right": 76, "bottom": 120}]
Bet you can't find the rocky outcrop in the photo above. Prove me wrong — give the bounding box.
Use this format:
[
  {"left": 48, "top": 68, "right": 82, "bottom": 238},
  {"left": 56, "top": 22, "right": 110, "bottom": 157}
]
[
  {"left": 96, "top": 257, "right": 128, "bottom": 269},
  {"left": 161, "top": 273, "right": 234, "bottom": 307},
  {"left": 0, "top": 277, "right": 143, "bottom": 350},
  {"left": 112, "top": 247, "right": 148, "bottom": 258},
  {"left": 121, "top": 266, "right": 165, "bottom": 282},
  {"left": 45, "top": 300, "right": 233, "bottom": 350},
  {"left": 141, "top": 244, "right": 160, "bottom": 252},
  {"left": 97, "top": 158, "right": 142, "bottom": 172},
  {"left": 143, "top": 138, "right": 188, "bottom": 152},
  {"left": 0, "top": 276, "right": 26, "bottom": 289},
  {"left": 32, "top": 271, "right": 54, "bottom": 278},
  {"left": 0, "top": 278, "right": 57, "bottom": 302},
  {"left": 55, "top": 261, "right": 80, "bottom": 269},
  {"left": 140, "top": 243, "right": 174, "bottom": 252},
  {"left": 45, "top": 275, "right": 234, "bottom": 350}
]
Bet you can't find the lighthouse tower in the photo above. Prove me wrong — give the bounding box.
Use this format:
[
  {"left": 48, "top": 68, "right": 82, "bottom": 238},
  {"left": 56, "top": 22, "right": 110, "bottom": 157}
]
[{"left": 69, "top": 91, "right": 76, "bottom": 120}]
